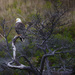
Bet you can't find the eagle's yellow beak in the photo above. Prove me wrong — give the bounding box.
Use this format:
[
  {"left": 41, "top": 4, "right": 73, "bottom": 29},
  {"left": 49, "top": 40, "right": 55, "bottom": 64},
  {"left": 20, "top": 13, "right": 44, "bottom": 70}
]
[
  {"left": 16, "top": 18, "right": 18, "bottom": 22},
  {"left": 16, "top": 18, "right": 22, "bottom": 23}
]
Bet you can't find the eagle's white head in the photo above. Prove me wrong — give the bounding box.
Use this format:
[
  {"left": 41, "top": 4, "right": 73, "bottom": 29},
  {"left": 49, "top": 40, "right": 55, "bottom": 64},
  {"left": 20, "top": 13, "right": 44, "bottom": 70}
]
[{"left": 16, "top": 18, "right": 22, "bottom": 23}]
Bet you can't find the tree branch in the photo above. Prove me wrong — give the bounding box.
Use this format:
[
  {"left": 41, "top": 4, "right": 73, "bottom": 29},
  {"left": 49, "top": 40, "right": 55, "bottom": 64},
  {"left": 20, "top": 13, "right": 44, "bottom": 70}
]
[
  {"left": 18, "top": 55, "right": 38, "bottom": 71},
  {"left": 7, "top": 60, "right": 34, "bottom": 71},
  {"left": 40, "top": 53, "right": 54, "bottom": 74}
]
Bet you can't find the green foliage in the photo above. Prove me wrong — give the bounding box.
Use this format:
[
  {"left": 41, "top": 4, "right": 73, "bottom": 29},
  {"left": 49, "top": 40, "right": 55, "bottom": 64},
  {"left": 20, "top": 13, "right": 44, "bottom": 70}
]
[
  {"left": 34, "top": 50, "right": 43, "bottom": 56},
  {"left": 66, "top": 53, "right": 71, "bottom": 58},
  {"left": 27, "top": 13, "right": 41, "bottom": 21},
  {"left": 13, "top": 1, "right": 17, "bottom": 9},
  {"left": 7, "top": 29, "right": 15, "bottom": 42},
  {"left": 7, "top": 35, "right": 14, "bottom": 43},
  {"left": 48, "top": 55, "right": 60, "bottom": 66},
  {"left": 0, "top": 69, "right": 28, "bottom": 75},
  {"left": 56, "top": 0, "right": 62, "bottom": 4},
  {"left": 19, "top": 57, "right": 29, "bottom": 66},
  {"left": 45, "top": 1, "right": 52, "bottom": 9},
  {"left": 55, "top": 31, "right": 73, "bottom": 42},
  {"left": 0, "top": 17, "right": 4, "bottom": 21},
  {"left": 0, "top": 27, "right": 3, "bottom": 33},
  {"left": 54, "top": 0, "right": 62, "bottom": 7},
  {"left": 68, "top": 23, "right": 75, "bottom": 38},
  {"left": 33, "top": 49, "right": 44, "bottom": 67},
  {"left": 0, "top": 50, "right": 6, "bottom": 57},
  {"left": 63, "top": 31, "right": 73, "bottom": 41},
  {"left": 17, "top": 8, "right": 22, "bottom": 14}
]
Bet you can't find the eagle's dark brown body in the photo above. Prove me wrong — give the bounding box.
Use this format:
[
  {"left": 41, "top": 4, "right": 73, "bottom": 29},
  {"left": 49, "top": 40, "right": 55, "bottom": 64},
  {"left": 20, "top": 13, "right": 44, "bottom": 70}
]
[{"left": 15, "top": 22, "right": 25, "bottom": 39}]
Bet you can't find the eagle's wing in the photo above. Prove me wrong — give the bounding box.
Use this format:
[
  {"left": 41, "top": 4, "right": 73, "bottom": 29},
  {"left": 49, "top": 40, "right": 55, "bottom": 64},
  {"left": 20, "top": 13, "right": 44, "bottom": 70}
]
[{"left": 15, "top": 22, "right": 25, "bottom": 38}]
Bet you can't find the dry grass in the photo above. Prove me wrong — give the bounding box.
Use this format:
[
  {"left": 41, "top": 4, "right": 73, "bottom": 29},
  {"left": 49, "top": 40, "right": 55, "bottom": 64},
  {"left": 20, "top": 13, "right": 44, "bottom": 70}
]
[
  {"left": 0, "top": 0, "right": 45, "bottom": 21},
  {"left": 0, "top": 0, "right": 74, "bottom": 21}
]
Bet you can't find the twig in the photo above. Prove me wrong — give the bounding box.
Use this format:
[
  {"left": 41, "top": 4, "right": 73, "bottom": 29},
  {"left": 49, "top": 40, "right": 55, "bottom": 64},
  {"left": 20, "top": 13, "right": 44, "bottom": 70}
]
[{"left": 0, "top": 33, "right": 5, "bottom": 40}]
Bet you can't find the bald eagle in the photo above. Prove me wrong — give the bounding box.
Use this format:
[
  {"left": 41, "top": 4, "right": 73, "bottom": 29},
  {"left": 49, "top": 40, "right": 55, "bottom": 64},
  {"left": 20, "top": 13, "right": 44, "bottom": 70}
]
[{"left": 15, "top": 18, "right": 25, "bottom": 41}]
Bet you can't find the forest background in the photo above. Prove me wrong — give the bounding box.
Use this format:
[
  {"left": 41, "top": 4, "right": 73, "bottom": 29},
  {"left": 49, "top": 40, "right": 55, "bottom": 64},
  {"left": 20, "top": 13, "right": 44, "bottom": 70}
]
[{"left": 0, "top": 0, "right": 75, "bottom": 75}]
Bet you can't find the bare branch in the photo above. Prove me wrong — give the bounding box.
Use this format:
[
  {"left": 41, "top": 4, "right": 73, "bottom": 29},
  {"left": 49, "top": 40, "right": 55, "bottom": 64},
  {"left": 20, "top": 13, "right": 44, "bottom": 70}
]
[
  {"left": 18, "top": 55, "right": 36, "bottom": 70},
  {"left": 0, "top": 33, "right": 5, "bottom": 40},
  {"left": 6, "top": 26, "right": 13, "bottom": 37},
  {"left": 12, "top": 35, "right": 23, "bottom": 59},
  {"left": 7, "top": 60, "right": 33, "bottom": 71},
  {"left": 40, "top": 53, "right": 54, "bottom": 74}
]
